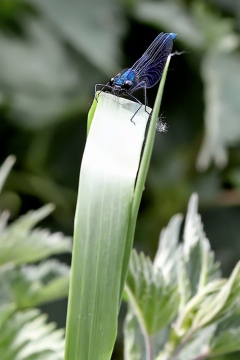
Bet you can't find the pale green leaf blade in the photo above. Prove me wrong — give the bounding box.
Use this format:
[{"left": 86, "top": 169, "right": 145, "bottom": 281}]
[
  {"left": 65, "top": 92, "right": 150, "bottom": 360},
  {"left": 0, "top": 156, "right": 16, "bottom": 193}
]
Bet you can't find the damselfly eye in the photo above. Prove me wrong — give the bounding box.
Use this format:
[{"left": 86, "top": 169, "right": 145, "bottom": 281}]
[
  {"left": 109, "top": 78, "right": 114, "bottom": 86},
  {"left": 123, "top": 80, "right": 132, "bottom": 89}
]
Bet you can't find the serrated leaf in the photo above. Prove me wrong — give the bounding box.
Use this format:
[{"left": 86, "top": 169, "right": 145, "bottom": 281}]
[
  {"left": 153, "top": 214, "right": 183, "bottom": 283},
  {"left": 126, "top": 250, "right": 179, "bottom": 335},
  {"left": 0, "top": 207, "right": 72, "bottom": 266},
  {"left": 182, "top": 194, "right": 220, "bottom": 297},
  {"left": 0, "top": 156, "right": 16, "bottom": 193},
  {"left": 0, "top": 308, "right": 64, "bottom": 360},
  {"left": 0, "top": 260, "right": 70, "bottom": 308}
]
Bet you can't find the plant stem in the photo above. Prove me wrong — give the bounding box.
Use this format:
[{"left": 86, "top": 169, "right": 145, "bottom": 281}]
[{"left": 145, "top": 333, "right": 154, "bottom": 360}]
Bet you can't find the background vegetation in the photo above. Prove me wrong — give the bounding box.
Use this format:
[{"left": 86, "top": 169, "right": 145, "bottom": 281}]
[{"left": 1, "top": 0, "right": 240, "bottom": 359}]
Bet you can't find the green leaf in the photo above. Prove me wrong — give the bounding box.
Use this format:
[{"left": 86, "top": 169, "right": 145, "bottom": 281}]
[
  {"left": 65, "top": 92, "right": 150, "bottom": 360},
  {"left": 0, "top": 17, "right": 80, "bottom": 128},
  {"left": 153, "top": 214, "right": 183, "bottom": 284},
  {"left": 0, "top": 156, "right": 16, "bottom": 193},
  {"left": 135, "top": 1, "right": 205, "bottom": 50},
  {"left": 124, "top": 311, "right": 146, "bottom": 360},
  {"left": 126, "top": 250, "right": 179, "bottom": 335},
  {"left": 0, "top": 260, "right": 70, "bottom": 308},
  {"left": 209, "top": 312, "right": 240, "bottom": 356},
  {"left": 197, "top": 52, "right": 240, "bottom": 170},
  {"left": 192, "top": 261, "right": 240, "bottom": 330},
  {"left": 0, "top": 206, "right": 72, "bottom": 266},
  {"left": 32, "top": 0, "right": 124, "bottom": 74},
  {"left": 65, "top": 57, "right": 172, "bottom": 360},
  {"left": 181, "top": 194, "right": 220, "bottom": 298},
  {"left": 0, "top": 307, "right": 64, "bottom": 360}
]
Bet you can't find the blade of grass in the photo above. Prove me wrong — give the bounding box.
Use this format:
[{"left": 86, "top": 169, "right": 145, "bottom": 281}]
[{"left": 65, "top": 92, "right": 150, "bottom": 360}]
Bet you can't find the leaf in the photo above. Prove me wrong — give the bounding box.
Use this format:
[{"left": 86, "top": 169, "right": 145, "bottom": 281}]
[
  {"left": 182, "top": 194, "right": 220, "bottom": 297},
  {"left": 124, "top": 311, "right": 146, "bottom": 360},
  {"left": 0, "top": 17, "right": 81, "bottom": 128},
  {"left": 0, "top": 307, "right": 64, "bottom": 360},
  {"left": 209, "top": 313, "right": 240, "bottom": 356},
  {"left": 0, "top": 206, "right": 72, "bottom": 266},
  {"left": 124, "top": 309, "right": 170, "bottom": 360},
  {"left": 153, "top": 214, "right": 183, "bottom": 284},
  {"left": 197, "top": 52, "right": 240, "bottom": 170},
  {"left": 65, "top": 92, "right": 150, "bottom": 360},
  {"left": 32, "top": 0, "right": 124, "bottom": 74},
  {"left": 172, "top": 325, "right": 215, "bottom": 360},
  {"left": 135, "top": 1, "right": 205, "bottom": 50},
  {"left": 64, "top": 59, "right": 172, "bottom": 360},
  {"left": 0, "top": 260, "right": 70, "bottom": 308},
  {"left": 192, "top": 261, "right": 240, "bottom": 330},
  {"left": 0, "top": 156, "right": 16, "bottom": 193},
  {"left": 126, "top": 250, "right": 179, "bottom": 335}
]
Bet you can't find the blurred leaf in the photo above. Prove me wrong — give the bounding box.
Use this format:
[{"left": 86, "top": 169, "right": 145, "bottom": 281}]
[
  {"left": 168, "top": 325, "right": 215, "bottom": 360},
  {"left": 7, "top": 171, "right": 76, "bottom": 215},
  {"left": 0, "top": 155, "right": 16, "bottom": 193},
  {"left": 124, "top": 311, "right": 146, "bottom": 360},
  {"left": 0, "top": 260, "right": 70, "bottom": 308},
  {"left": 0, "top": 17, "right": 80, "bottom": 128},
  {"left": 182, "top": 194, "right": 220, "bottom": 296},
  {"left": 126, "top": 250, "right": 179, "bottom": 335},
  {"left": 153, "top": 214, "right": 183, "bottom": 284},
  {"left": 0, "top": 307, "right": 64, "bottom": 360},
  {"left": 198, "top": 52, "right": 240, "bottom": 170},
  {"left": 135, "top": 1, "right": 205, "bottom": 50},
  {"left": 192, "top": 261, "right": 240, "bottom": 330},
  {"left": 10, "top": 203, "right": 54, "bottom": 230},
  {"left": 32, "top": 0, "right": 124, "bottom": 74},
  {"left": 0, "top": 206, "right": 72, "bottom": 266},
  {"left": 210, "top": 329, "right": 240, "bottom": 356},
  {"left": 209, "top": 312, "right": 240, "bottom": 356},
  {"left": 193, "top": 2, "right": 239, "bottom": 52}
]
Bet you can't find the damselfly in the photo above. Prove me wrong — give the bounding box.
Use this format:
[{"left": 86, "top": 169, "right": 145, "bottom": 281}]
[{"left": 95, "top": 32, "right": 177, "bottom": 122}]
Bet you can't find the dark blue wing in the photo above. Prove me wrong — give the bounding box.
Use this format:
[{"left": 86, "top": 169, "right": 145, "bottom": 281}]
[{"left": 131, "top": 33, "right": 175, "bottom": 89}]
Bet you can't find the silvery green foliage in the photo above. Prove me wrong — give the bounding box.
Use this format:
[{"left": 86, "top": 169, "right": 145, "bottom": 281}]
[
  {"left": 0, "top": 157, "right": 71, "bottom": 360},
  {"left": 124, "top": 194, "right": 240, "bottom": 360}
]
